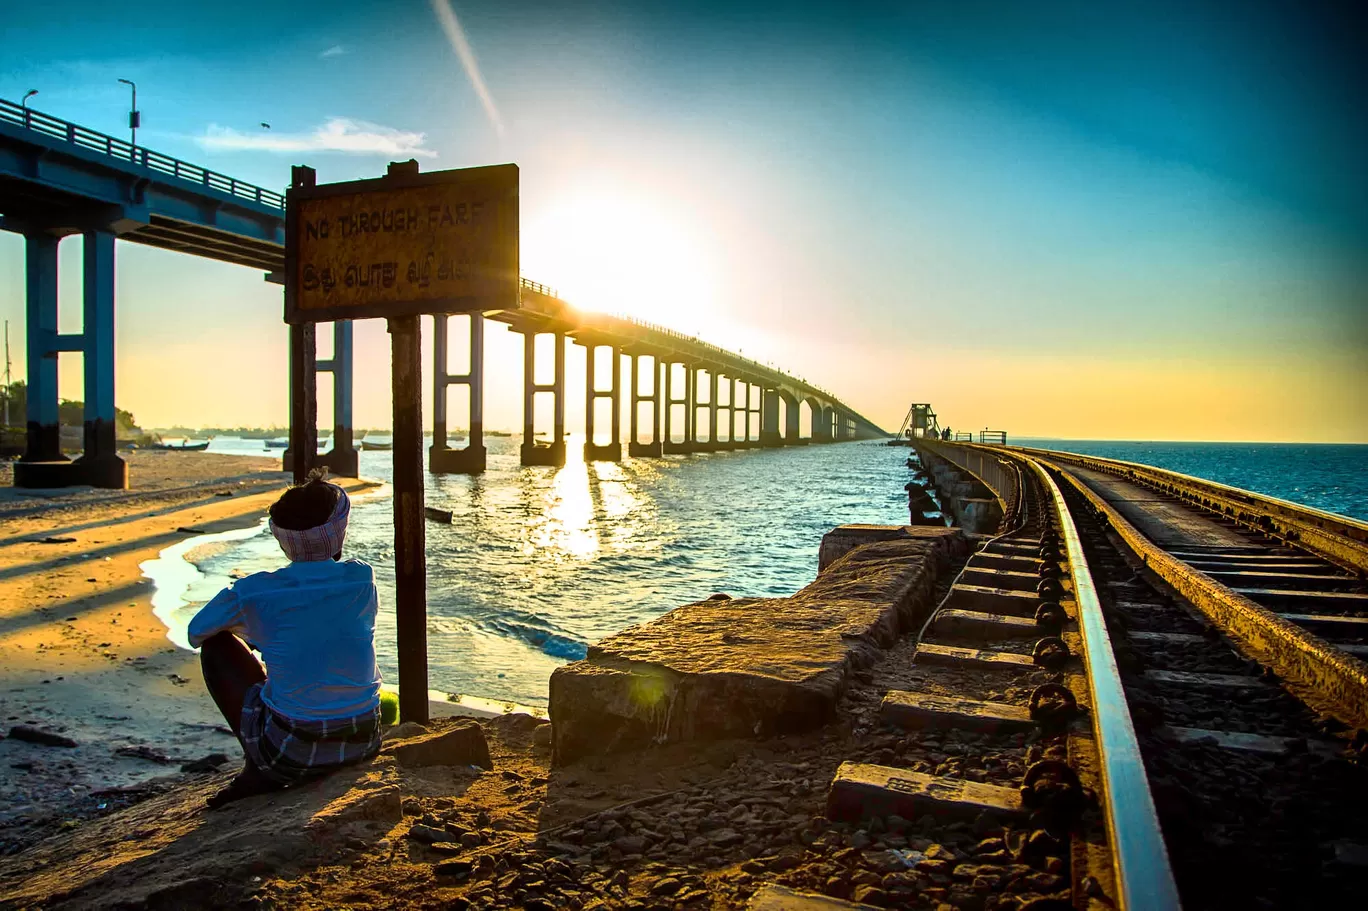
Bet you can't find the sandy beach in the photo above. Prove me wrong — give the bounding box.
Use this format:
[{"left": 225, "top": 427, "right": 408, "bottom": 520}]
[{"left": 0, "top": 452, "right": 375, "bottom": 852}]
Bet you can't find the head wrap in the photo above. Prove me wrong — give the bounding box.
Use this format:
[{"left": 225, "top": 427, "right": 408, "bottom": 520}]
[{"left": 270, "top": 483, "right": 351, "bottom": 562}]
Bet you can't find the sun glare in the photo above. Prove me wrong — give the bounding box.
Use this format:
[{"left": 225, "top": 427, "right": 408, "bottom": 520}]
[{"left": 523, "top": 179, "right": 718, "bottom": 331}]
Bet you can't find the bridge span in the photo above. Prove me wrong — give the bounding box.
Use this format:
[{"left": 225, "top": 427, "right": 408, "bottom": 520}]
[{"left": 0, "top": 98, "right": 886, "bottom": 488}]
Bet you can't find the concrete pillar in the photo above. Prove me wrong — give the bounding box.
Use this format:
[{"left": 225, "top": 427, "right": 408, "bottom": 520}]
[
  {"left": 310, "top": 320, "right": 359, "bottom": 477},
  {"left": 21, "top": 233, "right": 62, "bottom": 467},
  {"left": 725, "top": 376, "right": 737, "bottom": 447},
  {"left": 584, "top": 344, "right": 622, "bottom": 461},
  {"left": 520, "top": 330, "right": 566, "bottom": 466},
  {"left": 760, "top": 388, "right": 782, "bottom": 447},
  {"left": 784, "top": 397, "right": 801, "bottom": 444},
  {"left": 711, "top": 369, "right": 722, "bottom": 451},
  {"left": 628, "top": 354, "right": 663, "bottom": 458},
  {"left": 73, "top": 230, "right": 126, "bottom": 488},
  {"left": 430, "top": 313, "right": 485, "bottom": 474},
  {"left": 813, "top": 405, "right": 831, "bottom": 443}
]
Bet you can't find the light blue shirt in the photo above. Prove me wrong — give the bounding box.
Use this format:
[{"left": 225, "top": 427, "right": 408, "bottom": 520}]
[{"left": 187, "top": 559, "right": 382, "bottom": 721}]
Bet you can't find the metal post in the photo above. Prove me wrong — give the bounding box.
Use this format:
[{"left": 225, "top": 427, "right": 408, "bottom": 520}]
[
  {"left": 74, "top": 230, "right": 126, "bottom": 488},
  {"left": 388, "top": 315, "right": 428, "bottom": 725}
]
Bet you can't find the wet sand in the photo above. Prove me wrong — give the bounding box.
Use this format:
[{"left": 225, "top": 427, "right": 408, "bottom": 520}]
[{"left": 0, "top": 452, "right": 375, "bottom": 850}]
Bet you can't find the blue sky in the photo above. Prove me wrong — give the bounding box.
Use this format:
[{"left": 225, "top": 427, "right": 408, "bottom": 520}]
[{"left": 1, "top": 0, "right": 1364, "bottom": 440}]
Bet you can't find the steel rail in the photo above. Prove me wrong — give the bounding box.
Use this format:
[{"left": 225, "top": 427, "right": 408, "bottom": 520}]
[{"left": 1024, "top": 456, "right": 1182, "bottom": 911}]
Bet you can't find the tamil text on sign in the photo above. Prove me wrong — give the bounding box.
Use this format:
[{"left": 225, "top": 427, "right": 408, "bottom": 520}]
[{"left": 286, "top": 164, "right": 518, "bottom": 323}]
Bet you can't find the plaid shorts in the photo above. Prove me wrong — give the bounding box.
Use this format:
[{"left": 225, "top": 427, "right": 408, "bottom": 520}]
[{"left": 238, "top": 683, "right": 382, "bottom": 786}]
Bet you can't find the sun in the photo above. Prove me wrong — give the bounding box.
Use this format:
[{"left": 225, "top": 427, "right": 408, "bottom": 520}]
[{"left": 522, "top": 178, "right": 717, "bottom": 331}]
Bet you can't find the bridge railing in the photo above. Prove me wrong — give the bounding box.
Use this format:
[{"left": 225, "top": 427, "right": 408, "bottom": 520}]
[
  {"left": 517, "top": 278, "right": 843, "bottom": 404},
  {"left": 1, "top": 99, "right": 286, "bottom": 211}
]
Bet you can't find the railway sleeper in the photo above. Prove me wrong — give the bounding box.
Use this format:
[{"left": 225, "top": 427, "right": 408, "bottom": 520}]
[
  {"left": 826, "top": 762, "right": 1027, "bottom": 827},
  {"left": 911, "top": 641, "right": 1037, "bottom": 671}
]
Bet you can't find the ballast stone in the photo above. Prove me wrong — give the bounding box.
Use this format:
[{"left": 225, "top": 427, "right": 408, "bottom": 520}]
[{"left": 549, "top": 526, "right": 966, "bottom": 764}]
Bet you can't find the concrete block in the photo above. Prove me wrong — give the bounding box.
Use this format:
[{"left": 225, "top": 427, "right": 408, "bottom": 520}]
[{"left": 383, "top": 719, "right": 492, "bottom": 770}]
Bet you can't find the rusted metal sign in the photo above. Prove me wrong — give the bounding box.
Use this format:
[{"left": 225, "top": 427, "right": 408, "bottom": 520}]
[{"left": 285, "top": 163, "right": 518, "bottom": 324}]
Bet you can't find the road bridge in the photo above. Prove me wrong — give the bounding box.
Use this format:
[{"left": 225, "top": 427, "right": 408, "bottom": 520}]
[{"left": 0, "top": 97, "right": 886, "bottom": 488}]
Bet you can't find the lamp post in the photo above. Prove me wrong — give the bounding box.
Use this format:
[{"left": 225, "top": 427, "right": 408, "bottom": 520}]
[
  {"left": 21, "top": 89, "right": 37, "bottom": 110},
  {"left": 117, "top": 78, "right": 139, "bottom": 148}
]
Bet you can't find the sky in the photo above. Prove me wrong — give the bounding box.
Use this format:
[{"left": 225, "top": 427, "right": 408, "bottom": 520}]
[{"left": 1, "top": 0, "right": 1365, "bottom": 441}]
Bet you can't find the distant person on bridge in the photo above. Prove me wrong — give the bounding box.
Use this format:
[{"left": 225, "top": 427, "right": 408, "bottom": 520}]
[{"left": 187, "top": 473, "right": 383, "bottom": 809}]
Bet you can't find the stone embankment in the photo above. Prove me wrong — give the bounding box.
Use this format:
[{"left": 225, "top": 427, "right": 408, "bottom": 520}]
[
  {"left": 912, "top": 449, "right": 1002, "bottom": 534},
  {"left": 549, "top": 526, "right": 967, "bottom": 765}
]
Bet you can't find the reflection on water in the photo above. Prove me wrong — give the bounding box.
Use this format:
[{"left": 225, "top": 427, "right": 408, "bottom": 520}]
[{"left": 153, "top": 434, "right": 912, "bottom": 707}]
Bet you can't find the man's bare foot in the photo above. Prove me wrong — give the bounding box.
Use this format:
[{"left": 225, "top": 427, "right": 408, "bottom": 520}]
[{"left": 207, "top": 763, "right": 281, "bottom": 810}]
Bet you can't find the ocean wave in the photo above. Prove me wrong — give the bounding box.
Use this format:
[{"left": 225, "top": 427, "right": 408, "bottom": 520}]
[{"left": 478, "top": 613, "right": 590, "bottom": 661}]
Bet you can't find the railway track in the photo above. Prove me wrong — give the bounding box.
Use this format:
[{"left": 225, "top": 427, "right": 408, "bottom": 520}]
[{"left": 761, "top": 445, "right": 1368, "bottom": 911}]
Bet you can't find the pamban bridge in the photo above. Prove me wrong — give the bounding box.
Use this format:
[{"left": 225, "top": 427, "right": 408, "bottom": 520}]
[{"left": 0, "top": 98, "right": 885, "bottom": 489}]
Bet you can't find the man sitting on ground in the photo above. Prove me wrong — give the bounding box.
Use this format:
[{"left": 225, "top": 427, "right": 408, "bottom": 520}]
[{"left": 188, "top": 472, "right": 382, "bottom": 808}]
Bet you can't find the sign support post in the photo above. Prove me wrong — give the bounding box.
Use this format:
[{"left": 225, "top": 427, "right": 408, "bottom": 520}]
[
  {"left": 285, "top": 156, "right": 517, "bottom": 727},
  {"left": 388, "top": 313, "right": 428, "bottom": 724}
]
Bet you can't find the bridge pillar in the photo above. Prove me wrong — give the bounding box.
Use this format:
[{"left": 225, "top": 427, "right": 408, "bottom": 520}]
[
  {"left": 628, "top": 354, "right": 662, "bottom": 458},
  {"left": 520, "top": 330, "right": 566, "bottom": 466},
  {"left": 583, "top": 343, "right": 622, "bottom": 461},
  {"left": 430, "top": 313, "right": 485, "bottom": 474},
  {"left": 16, "top": 233, "right": 65, "bottom": 483},
  {"left": 664, "top": 362, "right": 695, "bottom": 454},
  {"left": 310, "top": 320, "right": 358, "bottom": 477},
  {"left": 812, "top": 405, "right": 832, "bottom": 443},
  {"left": 722, "top": 376, "right": 737, "bottom": 448},
  {"left": 703, "top": 369, "right": 719, "bottom": 452},
  {"left": 15, "top": 231, "right": 128, "bottom": 489},
  {"left": 760, "top": 388, "right": 782, "bottom": 447},
  {"left": 73, "top": 230, "right": 126, "bottom": 488},
  {"left": 784, "top": 396, "right": 801, "bottom": 445}
]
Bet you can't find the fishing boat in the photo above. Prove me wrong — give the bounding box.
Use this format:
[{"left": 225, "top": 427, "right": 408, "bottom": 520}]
[
  {"left": 152, "top": 437, "right": 212, "bottom": 452},
  {"left": 361, "top": 434, "right": 393, "bottom": 451},
  {"left": 263, "top": 439, "right": 289, "bottom": 449}
]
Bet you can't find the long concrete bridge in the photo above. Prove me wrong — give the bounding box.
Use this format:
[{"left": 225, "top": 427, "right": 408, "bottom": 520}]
[{"left": 0, "top": 98, "right": 886, "bottom": 487}]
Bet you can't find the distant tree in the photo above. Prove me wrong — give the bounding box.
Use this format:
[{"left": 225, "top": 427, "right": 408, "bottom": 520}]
[
  {"left": 1, "top": 382, "right": 140, "bottom": 435},
  {"left": 1, "top": 380, "right": 25, "bottom": 429}
]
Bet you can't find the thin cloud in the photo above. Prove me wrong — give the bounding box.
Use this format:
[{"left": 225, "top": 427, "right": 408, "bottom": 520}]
[
  {"left": 430, "top": 0, "right": 505, "bottom": 137},
  {"left": 320, "top": 45, "right": 347, "bottom": 58},
  {"left": 197, "top": 118, "right": 437, "bottom": 158}
]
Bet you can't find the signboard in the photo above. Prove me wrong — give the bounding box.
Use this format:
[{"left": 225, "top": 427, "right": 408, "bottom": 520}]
[{"left": 285, "top": 163, "right": 518, "bottom": 324}]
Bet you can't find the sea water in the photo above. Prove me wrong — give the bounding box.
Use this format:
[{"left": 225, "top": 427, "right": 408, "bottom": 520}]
[{"left": 150, "top": 436, "right": 1367, "bottom": 707}]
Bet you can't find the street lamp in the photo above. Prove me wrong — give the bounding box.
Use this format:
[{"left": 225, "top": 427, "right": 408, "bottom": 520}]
[
  {"left": 21, "top": 90, "right": 37, "bottom": 109},
  {"left": 117, "top": 78, "right": 139, "bottom": 148}
]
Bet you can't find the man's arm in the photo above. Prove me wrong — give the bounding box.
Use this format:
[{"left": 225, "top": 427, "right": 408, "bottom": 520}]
[{"left": 187, "top": 586, "right": 249, "bottom": 648}]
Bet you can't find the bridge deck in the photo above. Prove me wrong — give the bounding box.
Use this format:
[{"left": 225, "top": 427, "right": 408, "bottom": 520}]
[{"left": 1066, "top": 465, "right": 1251, "bottom": 548}]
